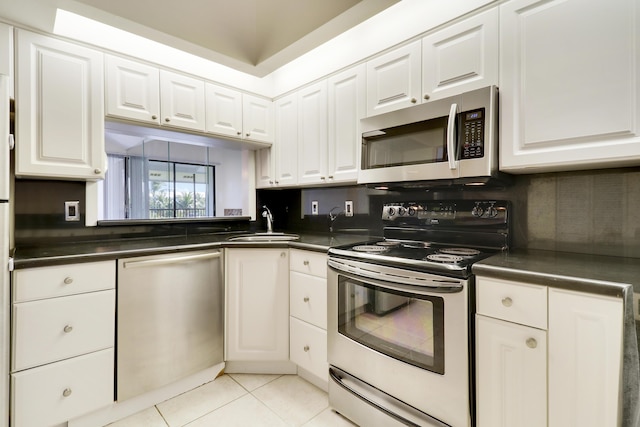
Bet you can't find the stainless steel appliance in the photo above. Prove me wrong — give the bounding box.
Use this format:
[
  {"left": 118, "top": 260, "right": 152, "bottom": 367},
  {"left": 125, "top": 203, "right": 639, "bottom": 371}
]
[
  {"left": 328, "top": 199, "right": 509, "bottom": 427},
  {"left": 117, "top": 250, "right": 224, "bottom": 401},
  {"left": 358, "top": 86, "right": 500, "bottom": 187}
]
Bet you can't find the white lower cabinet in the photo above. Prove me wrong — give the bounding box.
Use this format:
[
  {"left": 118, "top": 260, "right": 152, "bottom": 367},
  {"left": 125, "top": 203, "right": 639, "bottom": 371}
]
[
  {"left": 225, "top": 248, "right": 290, "bottom": 361},
  {"left": 11, "top": 261, "right": 116, "bottom": 427},
  {"left": 476, "top": 276, "right": 624, "bottom": 427},
  {"left": 289, "top": 249, "right": 328, "bottom": 387},
  {"left": 11, "top": 348, "right": 114, "bottom": 427}
]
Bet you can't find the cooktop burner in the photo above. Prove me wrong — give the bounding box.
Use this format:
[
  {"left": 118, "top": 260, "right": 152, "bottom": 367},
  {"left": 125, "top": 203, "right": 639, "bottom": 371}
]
[{"left": 328, "top": 199, "right": 510, "bottom": 278}]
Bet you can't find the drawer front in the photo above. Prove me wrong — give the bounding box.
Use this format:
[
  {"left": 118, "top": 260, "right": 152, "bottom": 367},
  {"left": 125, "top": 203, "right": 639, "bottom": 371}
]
[
  {"left": 290, "top": 249, "right": 327, "bottom": 278},
  {"left": 13, "top": 261, "right": 116, "bottom": 302},
  {"left": 290, "top": 317, "right": 328, "bottom": 381},
  {"left": 290, "top": 272, "right": 327, "bottom": 329},
  {"left": 11, "top": 348, "right": 114, "bottom": 427},
  {"left": 12, "top": 290, "right": 115, "bottom": 371},
  {"left": 477, "top": 277, "right": 547, "bottom": 329}
]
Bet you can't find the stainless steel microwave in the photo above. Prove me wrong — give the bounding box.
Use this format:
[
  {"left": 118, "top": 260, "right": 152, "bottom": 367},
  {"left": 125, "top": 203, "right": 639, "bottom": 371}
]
[{"left": 358, "top": 86, "right": 501, "bottom": 187}]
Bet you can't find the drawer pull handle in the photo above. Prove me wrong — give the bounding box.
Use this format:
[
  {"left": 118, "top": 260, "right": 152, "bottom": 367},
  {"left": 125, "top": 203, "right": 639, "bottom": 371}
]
[
  {"left": 63, "top": 325, "right": 73, "bottom": 333},
  {"left": 501, "top": 297, "right": 513, "bottom": 307},
  {"left": 526, "top": 338, "right": 538, "bottom": 349},
  {"left": 303, "top": 297, "right": 309, "bottom": 302},
  {"left": 280, "top": 252, "right": 286, "bottom": 258},
  {"left": 303, "top": 345, "right": 310, "bottom": 352},
  {"left": 63, "top": 277, "right": 73, "bottom": 285},
  {"left": 62, "top": 388, "right": 72, "bottom": 397},
  {"left": 303, "top": 260, "right": 309, "bottom": 266}
]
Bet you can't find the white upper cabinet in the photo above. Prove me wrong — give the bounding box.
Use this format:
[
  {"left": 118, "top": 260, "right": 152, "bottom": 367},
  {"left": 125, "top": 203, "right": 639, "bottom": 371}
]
[
  {"left": 327, "top": 64, "right": 366, "bottom": 184},
  {"left": 105, "top": 55, "right": 160, "bottom": 125},
  {"left": 500, "top": 0, "right": 640, "bottom": 173},
  {"left": 15, "top": 29, "right": 105, "bottom": 180},
  {"left": 242, "top": 94, "right": 274, "bottom": 144},
  {"left": 205, "top": 82, "right": 243, "bottom": 138},
  {"left": 297, "top": 81, "right": 328, "bottom": 185},
  {"left": 366, "top": 40, "right": 422, "bottom": 116},
  {"left": 422, "top": 8, "right": 498, "bottom": 101},
  {"left": 160, "top": 70, "right": 205, "bottom": 132}
]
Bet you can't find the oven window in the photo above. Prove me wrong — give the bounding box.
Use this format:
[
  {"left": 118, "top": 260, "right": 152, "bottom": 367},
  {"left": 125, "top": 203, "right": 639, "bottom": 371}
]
[
  {"left": 337, "top": 275, "right": 445, "bottom": 374},
  {"left": 362, "top": 116, "right": 449, "bottom": 170}
]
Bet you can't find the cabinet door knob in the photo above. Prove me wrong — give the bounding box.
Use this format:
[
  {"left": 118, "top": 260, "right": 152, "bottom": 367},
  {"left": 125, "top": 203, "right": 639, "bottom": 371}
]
[
  {"left": 526, "top": 338, "right": 538, "bottom": 349},
  {"left": 303, "top": 297, "right": 309, "bottom": 302},
  {"left": 246, "top": 133, "right": 251, "bottom": 137},
  {"left": 94, "top": 168, "right": 102, "bottom": 174},
  {"left": 501, "top": 297, "right": 513, "bottom": 307},
  {"left": 151, "top": 115, "right": 158, "bottom": 120},
  {"left": 62, "top": 388, "right": 72, "bottom": 397},
  {"left": 303, "top": 345, "right": 310, "bottom": 352},
  {"left": 237, "top": 131, "right": 242, "bottom": 136},
  {"left": 328, "top": 176, "right": 334, "bottom": 179},
  {"left": 165, "top": 117, "right": 171, "bottom": 122},
  {"left": 280, "top": 252, "right": 286, "bottom": 258},
  {"left": 63, "top": 277, "right": 73, "bottom": 285},
  {"left": 63, "top": 325, "right": 73, "bottom": 333},
  {"left": 411, "top": 98, "right": 417, "bottom": 103},
  {"left": 303, "top": 260, "right": 309, "bottom": 266},
  {"left": 269, "top": 180, "right": 274, "bottom": 184},
  {"left": 424, "top": 94, "right": 430, "bottom": 100}
]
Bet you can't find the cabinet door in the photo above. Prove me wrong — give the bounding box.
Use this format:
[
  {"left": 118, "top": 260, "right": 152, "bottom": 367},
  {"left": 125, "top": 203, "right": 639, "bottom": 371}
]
[
  {"left": 500, "top": 0, "right": 640, "bottom": 172},
  {"left": 15, "top": 30, "right": 105, "bottom": 180},
  {"left": 422, "top": 8, "right": 498, "bottom": 102},
  {"left": 243, "top": 94, "right": 274, "bottom": 143},
  {"left": 327, "top": 64, "right": 365, "bottom": 183},
  {"left": 548, "top": 289, "right": 623, "bottom": 427},
  {"left": 255, "top": 147, "right": 274, "bottom": 188},
  {"left": 297, "top": 81, "right": 327, "bottom": 185},
  {"left": 105, "top": 55, "right": 160, "bottom": 124},
  {"left": 366, "top": 40, "right": 422, "bottom": 116},
  {"left": 205, "top": 82, "right": 243, "bottom": 138},
  {"left": 160, "top": 70, "right": 205, "bottom": 131},
  {"left": 476, "top": 315, "right": 547, "bottom": 427},
  {"left": 273, "top": 94, "right": 298, "bottom": 186},
  {"left": 226, "top": 249, "right": 289, "bottom": 361}
]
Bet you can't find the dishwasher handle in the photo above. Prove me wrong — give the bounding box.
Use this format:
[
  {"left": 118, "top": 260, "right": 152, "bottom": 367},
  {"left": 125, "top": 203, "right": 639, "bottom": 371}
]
[{"left": 123, "top": 251, "right": 221, "bottom": 269}]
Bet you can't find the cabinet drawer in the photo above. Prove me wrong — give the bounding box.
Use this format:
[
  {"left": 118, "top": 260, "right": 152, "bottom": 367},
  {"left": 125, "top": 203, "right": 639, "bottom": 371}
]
[
  {"left": 290, "top": 249, "right": 327, "bottom": 278},
  {"left": 12, "top": 290, "right": 115, "bottom": 371},
  {"left": 11, "top": 348, "right": 114, "bottom": 427},
  {"left": 290, "top": 272, "right": 327, "bottom": 329},
  {"left": 13, "top": 261, "right": 115, "bottom": 302},
  {"left": 477, "top": 277, "right": 547, "bottom": 329},
  {"left": 290, "top": 317, "right": 327, "bottom": 381}
]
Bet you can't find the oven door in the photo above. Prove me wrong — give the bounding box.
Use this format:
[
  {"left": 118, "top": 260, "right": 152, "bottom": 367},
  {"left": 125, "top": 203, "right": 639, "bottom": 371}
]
[{"left": 328, "top": 258, "right": 472, "bottom": 427}]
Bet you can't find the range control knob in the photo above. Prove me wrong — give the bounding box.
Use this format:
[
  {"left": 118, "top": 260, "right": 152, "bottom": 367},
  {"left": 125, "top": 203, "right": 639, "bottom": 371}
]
[
  {"left": 471, "top": 204, "right": 484, "bottom": 217},
  {"left": 398, "top": 207, "right": 407, "bottom": 216},
  {"left": 408, "top": 207, "right": 417, "bottom": 216},
  {"left": 387, "top": 207, "right": 396, "bottom": 216},
  {"left": 486, "top": 205, "right": 498, "bottom": 218}
]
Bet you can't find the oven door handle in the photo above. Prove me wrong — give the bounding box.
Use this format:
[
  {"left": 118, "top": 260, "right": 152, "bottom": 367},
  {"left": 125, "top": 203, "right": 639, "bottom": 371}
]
[{"left": 328, "top": 259, "right": 464, "bottom": 294}]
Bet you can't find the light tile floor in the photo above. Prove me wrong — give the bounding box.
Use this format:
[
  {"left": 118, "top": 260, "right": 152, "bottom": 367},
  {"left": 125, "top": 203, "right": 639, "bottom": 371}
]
[{"left": 106, "top": 374, "right": 357, "bottom": 427}]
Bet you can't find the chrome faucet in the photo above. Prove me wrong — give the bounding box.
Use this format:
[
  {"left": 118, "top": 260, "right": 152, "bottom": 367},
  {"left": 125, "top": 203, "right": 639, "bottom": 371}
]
[
  {"left": 262, "top": 205, "right": 274, "bottom": 233},
  {"left": 328, "top": 206, "right": 342, "bottom": 233}
]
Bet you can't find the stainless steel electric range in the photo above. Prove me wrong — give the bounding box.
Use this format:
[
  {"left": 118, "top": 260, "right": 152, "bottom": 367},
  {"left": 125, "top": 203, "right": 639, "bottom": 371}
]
[{"left": 327, "top": 199, "right": 509, "bottom": 427}]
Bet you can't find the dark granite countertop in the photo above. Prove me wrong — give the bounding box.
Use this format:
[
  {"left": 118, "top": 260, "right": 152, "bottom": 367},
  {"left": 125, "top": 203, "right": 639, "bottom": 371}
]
[
  {"left": 473, "top": 248, "right": 640, "bottom": 297},
  {"left": 12, "top": 231, "right": 379, "bottom": 269}
]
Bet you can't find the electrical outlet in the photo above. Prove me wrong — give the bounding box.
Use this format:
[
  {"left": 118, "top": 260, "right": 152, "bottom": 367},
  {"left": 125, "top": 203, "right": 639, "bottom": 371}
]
[
  {"left": 634, "top": 293, "right": 640, "bottom": 322},
  {"left": 345, "top": 201, "right": 354, "bottom": 217},
  {"left": 311, "top": 201, "right": 319, "bottom": 215},
  {"left": 65, "top": 201, "right": 80, "bottom": 222}
]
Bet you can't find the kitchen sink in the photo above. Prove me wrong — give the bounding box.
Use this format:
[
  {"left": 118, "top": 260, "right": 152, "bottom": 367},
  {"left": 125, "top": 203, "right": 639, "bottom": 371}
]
[{"left": 227, "top": 233, "right": 300, "bottom": 242}]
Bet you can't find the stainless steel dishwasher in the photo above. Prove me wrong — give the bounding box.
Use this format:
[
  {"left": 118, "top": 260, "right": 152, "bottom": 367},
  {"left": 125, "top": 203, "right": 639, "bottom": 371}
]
[{"left": 116, "top": 250, "right": 223, "bottom": 401}]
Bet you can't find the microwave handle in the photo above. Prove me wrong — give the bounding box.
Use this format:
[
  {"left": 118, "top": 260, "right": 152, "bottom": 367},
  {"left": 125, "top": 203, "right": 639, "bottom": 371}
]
[{"left": 447, "top": 103, "right": 459, "bottom": 170}]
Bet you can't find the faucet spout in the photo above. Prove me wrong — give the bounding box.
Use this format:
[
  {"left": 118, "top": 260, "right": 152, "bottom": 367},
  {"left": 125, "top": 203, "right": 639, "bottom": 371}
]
[{"left": 262, "top": 205, "right": 274, "bottom": 233}]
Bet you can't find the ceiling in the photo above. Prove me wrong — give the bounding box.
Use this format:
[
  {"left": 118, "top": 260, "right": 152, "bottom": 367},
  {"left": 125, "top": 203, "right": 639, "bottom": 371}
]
[{"left": 70, "top": 0, "right": 399, "bottom": 76}]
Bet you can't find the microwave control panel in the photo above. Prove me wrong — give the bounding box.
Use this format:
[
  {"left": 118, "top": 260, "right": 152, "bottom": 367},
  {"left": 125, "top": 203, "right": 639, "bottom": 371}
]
[{"left": 460, "top": 108, "right": 485, "bottom": 159}]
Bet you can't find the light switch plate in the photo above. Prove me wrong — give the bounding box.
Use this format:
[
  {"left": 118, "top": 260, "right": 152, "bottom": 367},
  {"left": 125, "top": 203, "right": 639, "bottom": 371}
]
[
  {"left": 345, "top": 201, "right": 353, "bottom": 217},
  {"left": 311, "top": 201, "right": 319, "bottom": 215},
  {"left": 65, "top": 201, "right": 80, "bottom": 221}
]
